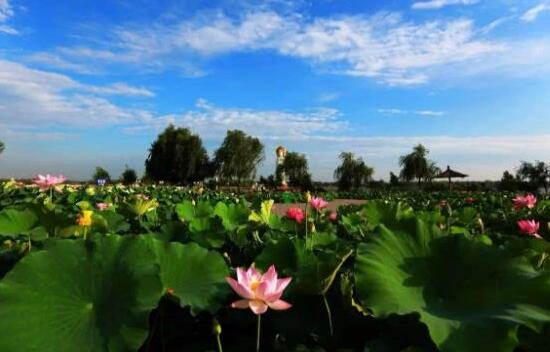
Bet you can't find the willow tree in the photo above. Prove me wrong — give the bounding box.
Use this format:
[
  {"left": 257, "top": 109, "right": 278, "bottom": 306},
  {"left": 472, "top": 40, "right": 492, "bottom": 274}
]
[
  {"left": 145, "top": 125, "right": 210, "bottom": 184},
  {"left": 0, "top": 140, "right": 4, "bottom": 155},
  {"left": 278, "top": 151, "right": 312, "bottom": 190},
  {"left": 214, "top": 130, "right": 264, "bottom": 191},
  {"left": 334, "top": 152, "right": 374, "bottom": 191},
  {"left": 516, "top": 161, "right": 549, "bottom": 192},
  {"left": 399, "top": 144, "right": 437, "bottom": 187}
]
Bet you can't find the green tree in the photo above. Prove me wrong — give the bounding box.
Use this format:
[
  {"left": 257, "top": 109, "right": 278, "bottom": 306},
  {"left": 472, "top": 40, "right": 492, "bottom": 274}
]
[
  {"left": 399, "top": 144, "right": 437, "bottom": 187},
  {"left": 214, "top": 130, "right": 264, "bottom": 191},
  {"left": 516, "top": 161, "right": 549, "bottom": 192},
  {"left": 278, "top": 152, "right": 313, "bottom": 190},
  {"left": 389, "top": 172, "right": 400, "bottom": 187},
  {"left": 0, "top": 140, "right": 4, "bottom": 155},
  {"left": 334, "top": 152, "right": 374, "bottom": 191},
  {"left": 93, "top": 167, "right": 111, "bottom": 183},
  {"left": 120, "top": 166, "right": 138, "bottom": 185},
  {"left": 145, "top": 125, "right": 210, "bottom": 184},
  {"left": 499, "top": 170, "right": 519, "bottom": 191}
]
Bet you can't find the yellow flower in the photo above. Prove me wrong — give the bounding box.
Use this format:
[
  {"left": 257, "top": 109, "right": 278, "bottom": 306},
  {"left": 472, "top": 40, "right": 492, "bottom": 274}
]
[
  {"left": 77, "top": 210, "right": 94, "bottom": 227},
  {"left": 305, "top": 191, "right": 312, "bottom": 203}
]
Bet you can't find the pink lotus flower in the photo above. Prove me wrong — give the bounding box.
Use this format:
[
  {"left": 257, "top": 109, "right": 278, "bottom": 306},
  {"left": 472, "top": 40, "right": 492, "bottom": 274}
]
[
  {"left": 328, "top": 211, "right": 338, "bottom": 222},
  {"left": 465, "top": 197, "right": 475, "bottom": 204},
  {"left": 226, "top": 265, "right": 292, "bottom": 315},
  {"left": 95, "top": 202, "right": 112, "bottom": 211},
  {"left": 33, "top": 174, "right": 67, "bottom": 190},
  {"left": 518, "top": 220, "right": 542, "bottom": 239},
  {"left": 513, "top": 194, "right": 537, "bottom": 211},
  {"left": 310, "top": 197, "right": 329, "bottom": 212},
  {"left": 286, "top": 207, "right": 305, "bottom": 224}
]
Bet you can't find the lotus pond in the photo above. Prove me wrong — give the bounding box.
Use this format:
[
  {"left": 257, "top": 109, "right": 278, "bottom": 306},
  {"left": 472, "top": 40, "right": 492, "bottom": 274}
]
[{"left": 0, "top": 181, "right": 549, "bottom": 352}]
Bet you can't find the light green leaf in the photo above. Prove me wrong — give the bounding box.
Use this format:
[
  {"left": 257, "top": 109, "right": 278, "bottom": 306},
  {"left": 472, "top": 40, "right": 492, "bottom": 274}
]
[{"left": 0, "top": 208, "right": 38, "bottom": 237}]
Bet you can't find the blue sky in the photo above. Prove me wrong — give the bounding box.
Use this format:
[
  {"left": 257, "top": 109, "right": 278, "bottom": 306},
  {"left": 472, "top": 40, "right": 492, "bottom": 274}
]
[{"left": 1, "top": 0, "right": 550, "bottom": 181}]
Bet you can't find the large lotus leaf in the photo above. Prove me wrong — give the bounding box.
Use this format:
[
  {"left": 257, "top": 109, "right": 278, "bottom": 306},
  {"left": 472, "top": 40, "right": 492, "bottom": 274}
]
[
  {"left": 354, "top": 220, "right": 550, "bottom": 352},
  {"left": 145, "top": 238, "right": 229, "bottom": 314},
  {"left": 214, "top": 201, "right": 249, "bottom": 231},
  {"left": 175, "top": 201, "right": 195, "bottom": 222},
  {"left": 0, "top": 235, "right": 163, "bottom": 352},
  {"left": 0, "top": 208, "right": 38, "bottom": 237},
  {"left": 256, "top": 238, "right": 351, "bottom": 295},
  {"left": 361, "top": 201, "right": 414, "bottom": 229}
]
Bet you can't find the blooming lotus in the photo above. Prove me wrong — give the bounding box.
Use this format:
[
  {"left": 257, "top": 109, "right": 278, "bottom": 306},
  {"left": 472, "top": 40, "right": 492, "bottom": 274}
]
[
  {"left": 310, "top": 197, "right": 329, "bottom": 212},
  {"left": 513, "top": 194, "right": 537, "bottom": 211},
  {"left": 226, "top": 265, "right": 292, "bottom": 315},
  {"left": 95, "top": 202, "right": 112, "bottom": 211},
  {"left": 286, "top": 207, "right": 305, "bottom": 224},
  {"left": 328, "top": 211, "right": 338, "bottom": 222},
  {"left": 33, "top": 174, "right": 67, "bottom": 190},
  {"left": 77, "top": 210, "right": 94, "bottom": 227},
  {"left": 518, "top": 220, "right": 542, "bottom": 239}
]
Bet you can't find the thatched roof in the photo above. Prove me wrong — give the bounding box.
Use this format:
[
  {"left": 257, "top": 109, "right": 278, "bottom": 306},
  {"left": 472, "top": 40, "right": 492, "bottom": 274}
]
[{"left": 436, "top": 166, "right": 468, "bottom": 179}]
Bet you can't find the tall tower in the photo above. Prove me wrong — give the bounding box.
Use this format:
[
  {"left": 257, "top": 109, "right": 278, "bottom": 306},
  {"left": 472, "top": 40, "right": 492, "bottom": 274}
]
[{"left": 275, "top": 146, "right": 288, "bottom": 189}]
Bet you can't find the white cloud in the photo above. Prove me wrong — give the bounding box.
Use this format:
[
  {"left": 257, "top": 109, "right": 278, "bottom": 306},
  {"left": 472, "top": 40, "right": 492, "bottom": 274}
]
[
  {"left": 26, "top": 52, "right": 99, "bottom": 74},
  {"left": 0, "top": 0, "right": 17, "bottom": 35},
  {"left": 415, "top": 110, "right": 445, "bottom": 116},
  {"left": 125, "top": 98, "right": 347, "bottom": 140},
  {"left": 0, "top": 0, "right": 13, "bottom": 22},
  {"left": 412, "top": 0, "right": 479, "bottom": 10},
  {"left": 0, "top": 60, "right": 155, "bottom": 127},
  {"left": 318, "top": 92, "right": 340, "bottom": 102},
  {"left": 83, "top": 83, "right": 155, "bottom": 97},
  {"left": 43, "top": 11, "right": 502, "bottom": 86},
  {"left": 378, "top": 108, "right": 445, "bottom": 116},
  {"left": 520, "top": 3, "right": 550, "bottom": 22}
]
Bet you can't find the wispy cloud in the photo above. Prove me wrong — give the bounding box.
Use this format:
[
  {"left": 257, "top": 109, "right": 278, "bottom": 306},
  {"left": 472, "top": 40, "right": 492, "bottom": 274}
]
[
  {"left": 0, "top": 60, "right": 155, "bottom": 127},
  {"left": 378, "top": 108, "right": 446, "bottom": 116},
  {"left": 412, "top": 0, "right": 479, "bottom": 10},
  {"left": 318, "top": 92, "right": 340, "bottom": 102},
  {"left": 0, "top": 0, "right": 17, "bottom": 34},
  {"left": 0, "top": 0, "right": 13, "bottom": 22},
  {"left": 83, "top": 83, "right": 155, "bottom": 97},
  {"left": 125, "top": 98, "right": 347, "bottom": 140},
  {"left": 37, "top": 11, "right": 502, "bottom": 86},
  {"left": 520, "top": 3, "right": 550, "bottom": 22},
  {"left": 26, "top": 52, "right": 100, "bottom": 74}
]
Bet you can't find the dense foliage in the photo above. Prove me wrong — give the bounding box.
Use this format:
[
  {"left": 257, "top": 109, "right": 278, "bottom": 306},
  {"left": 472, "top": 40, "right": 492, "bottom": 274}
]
[
  {"left": 214, "top": 130, "right": 264, "bottom": 190},
  {"left": 334, "top": 152, "right": 374, "bottom": 191},
  {"left": 278, "top": 151, "right": 313, "bottom": 190},
  {"left": 121, "top": 166, "right": 138, "bottom": 185},
  {"left": 145, "top": 125, "right": 210, "bottom": 184},
  {"left": 93, "top": 166, "right": 111, "bottom": 183},
  {"left": 1, "top": 181, "right": 550, "bottom": 352}
]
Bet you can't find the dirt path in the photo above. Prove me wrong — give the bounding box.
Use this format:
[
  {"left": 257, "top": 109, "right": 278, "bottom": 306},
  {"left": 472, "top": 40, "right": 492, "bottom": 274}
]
[{"left": 272, "top": 199, "right": 367, "bottom": 216}]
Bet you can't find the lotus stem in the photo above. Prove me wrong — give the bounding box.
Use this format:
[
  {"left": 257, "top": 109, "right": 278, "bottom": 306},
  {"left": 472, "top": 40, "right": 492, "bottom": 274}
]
[
  {"left": 322, "top": 294, "right": 334, "bottom": 337},
  {"left": 256, "top": 314, "right": 261, "bottom": 352},
  {"left": 216, "top": 334, "right": 223, "bottom": 352}
]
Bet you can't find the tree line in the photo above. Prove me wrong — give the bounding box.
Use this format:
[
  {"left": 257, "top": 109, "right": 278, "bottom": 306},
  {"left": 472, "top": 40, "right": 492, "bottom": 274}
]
[
  {"left": 142, "top": 125, "right": 443, "bottom": 191},
  {"left": 2, "top": 132, "right": 549, "bottom": 193}
]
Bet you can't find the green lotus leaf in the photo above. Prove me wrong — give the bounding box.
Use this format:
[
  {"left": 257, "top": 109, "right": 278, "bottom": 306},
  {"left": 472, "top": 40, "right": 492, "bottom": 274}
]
[
  {"left": 145, "top": 238, "right": 229, "bottom": 314},
  {"left": 0, "top": 208, "right": 38, "bottom": 237},
  {"left": 214, "top": 201, "right": 249, "bottom": 231},
  {"left": 0, "top": 235, "right": 163, "bottom": 352},
  {"left": 361, "top": 201, "right": 414, "bottom": 229},
  {"left": 175, "top": 200, "right": 195, "bottom": 222},
  {"left": 256, "top": 238, "right": 351, "bottom": 295},
  {"left": 354, "top": 219, "right": 550, "bottom": 352}
]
